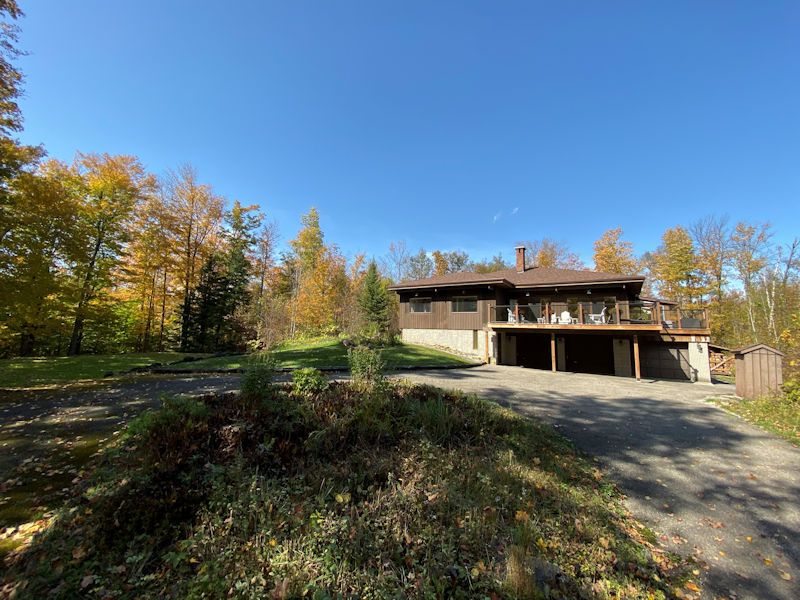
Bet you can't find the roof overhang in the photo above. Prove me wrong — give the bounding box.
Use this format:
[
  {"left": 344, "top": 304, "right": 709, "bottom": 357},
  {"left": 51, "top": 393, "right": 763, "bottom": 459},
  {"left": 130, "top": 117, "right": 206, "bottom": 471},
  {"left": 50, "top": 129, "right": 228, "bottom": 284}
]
[
  {"left": 388, "top": 279, "right": 511, "bottom": 291},
  {"left": 389, "top": 278, "right": 644, "bottom": 293}
]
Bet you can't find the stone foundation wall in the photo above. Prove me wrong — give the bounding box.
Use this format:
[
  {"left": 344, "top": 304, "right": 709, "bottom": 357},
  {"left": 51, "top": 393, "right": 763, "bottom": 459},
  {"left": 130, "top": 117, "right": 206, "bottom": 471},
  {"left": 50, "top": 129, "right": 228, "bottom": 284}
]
[{"left": 401, "top": 328, "right": 493, "bottom": 362}]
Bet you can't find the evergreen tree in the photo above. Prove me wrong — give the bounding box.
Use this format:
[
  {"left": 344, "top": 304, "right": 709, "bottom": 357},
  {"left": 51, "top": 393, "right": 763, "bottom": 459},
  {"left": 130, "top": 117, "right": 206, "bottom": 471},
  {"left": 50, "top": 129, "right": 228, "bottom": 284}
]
[{"left": 358, "top": 261, "right": 389, "bottom": 339}]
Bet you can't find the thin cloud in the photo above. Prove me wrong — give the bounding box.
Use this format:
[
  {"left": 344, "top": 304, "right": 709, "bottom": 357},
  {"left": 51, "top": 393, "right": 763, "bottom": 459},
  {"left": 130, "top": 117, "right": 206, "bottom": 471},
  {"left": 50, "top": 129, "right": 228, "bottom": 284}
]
[
  {"left": 492, "top": 212, "right": 501, "bottom": 223},
  {"left": 511, "top": 207, "right": 519, "bottom": 215}
]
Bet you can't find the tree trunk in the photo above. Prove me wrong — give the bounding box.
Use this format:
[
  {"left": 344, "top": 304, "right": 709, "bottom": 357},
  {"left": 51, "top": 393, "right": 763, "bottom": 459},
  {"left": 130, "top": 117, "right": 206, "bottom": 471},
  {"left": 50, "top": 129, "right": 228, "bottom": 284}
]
[
  {"left": 158, "top": 268, "right": 168, "bottom": 351},
  {"left": 68, "top": 311, "right": 85, "bottom": 356},
  {"left": 68, "top": 227, "right": 105, "bottom": 356}
]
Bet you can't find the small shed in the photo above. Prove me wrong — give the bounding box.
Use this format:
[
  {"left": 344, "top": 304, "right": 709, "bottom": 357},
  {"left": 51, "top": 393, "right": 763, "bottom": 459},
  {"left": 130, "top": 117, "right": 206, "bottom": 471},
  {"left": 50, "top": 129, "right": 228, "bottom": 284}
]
[{"left": 734, "top": 344, "right": 784, "bottom": 398}]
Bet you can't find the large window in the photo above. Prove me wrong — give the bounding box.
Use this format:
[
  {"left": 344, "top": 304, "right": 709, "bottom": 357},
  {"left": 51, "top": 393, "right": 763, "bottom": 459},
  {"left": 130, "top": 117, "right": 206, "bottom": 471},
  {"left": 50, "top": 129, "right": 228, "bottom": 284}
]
[
  {"left": 452, "top": 296, "right": 478, "bottom": 313},
  {"left": 409, "top": 297, "right": 431, "bottom": 313}
]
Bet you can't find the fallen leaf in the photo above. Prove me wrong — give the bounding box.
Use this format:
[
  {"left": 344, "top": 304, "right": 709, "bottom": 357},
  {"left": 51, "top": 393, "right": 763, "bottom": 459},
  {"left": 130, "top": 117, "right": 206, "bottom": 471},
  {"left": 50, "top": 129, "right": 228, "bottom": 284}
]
[
  {"left": 685, "top": 582, "right": 701, "bottom": 592},
  {"left": 779, "top": 571, "right": 792, "bottom": 581},
  {"left": 764, "top": 558, "right": 773, "bottom": 566}
]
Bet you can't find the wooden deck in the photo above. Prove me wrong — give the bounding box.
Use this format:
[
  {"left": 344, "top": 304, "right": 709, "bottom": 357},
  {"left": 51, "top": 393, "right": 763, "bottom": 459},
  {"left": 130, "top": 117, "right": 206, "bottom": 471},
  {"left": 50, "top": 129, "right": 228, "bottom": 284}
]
[{"left": 488, "top": 321, "right": 711, "bottom": 342}]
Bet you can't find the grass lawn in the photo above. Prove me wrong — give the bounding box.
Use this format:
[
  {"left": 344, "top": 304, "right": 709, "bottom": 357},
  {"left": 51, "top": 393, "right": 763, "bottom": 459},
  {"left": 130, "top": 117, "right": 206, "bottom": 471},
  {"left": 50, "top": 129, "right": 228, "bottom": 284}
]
[
  {"left": 710, "top": 394, "right": 800, "bottom": 445},
  {"left": 1, "top": 379, "right": 692, "bottom": 599},
  {"left": 0, "top": 353, "right": 209, "bottom": 389},
  {"left": 168, "top": 339, "right": 473, "bottom": 371}
]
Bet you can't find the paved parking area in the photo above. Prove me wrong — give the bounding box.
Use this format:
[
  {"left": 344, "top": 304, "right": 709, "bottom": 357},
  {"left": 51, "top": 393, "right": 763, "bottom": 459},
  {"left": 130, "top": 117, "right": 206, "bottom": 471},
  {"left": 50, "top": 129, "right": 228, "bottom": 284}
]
[{"left": 399, "top": 365, "right": 799, "bottom": 600}]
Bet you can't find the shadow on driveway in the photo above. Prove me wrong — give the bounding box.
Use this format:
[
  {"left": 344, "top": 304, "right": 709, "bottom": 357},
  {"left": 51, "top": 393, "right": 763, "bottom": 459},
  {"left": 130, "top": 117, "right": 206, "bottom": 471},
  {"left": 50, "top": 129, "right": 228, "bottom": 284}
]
[{"left": 400, "top": 366, "right": 799, "bottom": 600}]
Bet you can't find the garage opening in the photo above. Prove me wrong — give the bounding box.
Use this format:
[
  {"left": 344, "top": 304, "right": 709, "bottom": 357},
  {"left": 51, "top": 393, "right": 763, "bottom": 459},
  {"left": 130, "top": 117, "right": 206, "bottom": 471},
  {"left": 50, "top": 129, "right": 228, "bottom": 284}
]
[
  {"left": 514, "top": 332, "right": 552, "bottom": 370},
  {"left": 503, "top": 332, "right": 624, "bottom": 375},
  {"left": 564, "top": 334, "right": 615, "bottom": 375}
]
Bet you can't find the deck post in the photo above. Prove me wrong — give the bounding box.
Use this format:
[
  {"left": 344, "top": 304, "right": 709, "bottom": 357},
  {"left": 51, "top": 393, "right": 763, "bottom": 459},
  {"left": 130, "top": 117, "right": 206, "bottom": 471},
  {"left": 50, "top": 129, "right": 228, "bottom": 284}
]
[
  {"left": 550, "top": 333, "right": 556, "bottom": 372},
  {"left": 578, "top": 302, "right": 584, "bottom": 324},
  {"left": 514, "top": 305, "right": 519, "bottom": 324},
  {"left": 633, "top": 334, "right": 641, "bottom": 380},
  {"left": 484, "top": 329, "right": 489, "bottom": 364},
  {"left": 677, "top": 307, "right": 682, "bottom": 328},
  {"left": 615, "top": 302, "right": 620, "bottom": 325}
]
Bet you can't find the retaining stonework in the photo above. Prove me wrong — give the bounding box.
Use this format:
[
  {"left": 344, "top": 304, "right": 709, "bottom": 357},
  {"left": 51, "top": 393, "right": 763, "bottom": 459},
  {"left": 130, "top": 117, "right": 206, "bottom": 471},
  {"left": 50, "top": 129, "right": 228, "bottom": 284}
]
[{"left": 400, "top": 328, "right": 494, "bottom": 362}]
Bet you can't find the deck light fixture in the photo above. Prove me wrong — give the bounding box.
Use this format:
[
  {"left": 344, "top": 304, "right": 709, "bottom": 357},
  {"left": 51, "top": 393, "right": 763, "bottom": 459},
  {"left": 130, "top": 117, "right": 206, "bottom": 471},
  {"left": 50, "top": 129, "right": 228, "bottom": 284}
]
[{"left": 587, "top": 289, "right": 592, "bottom": 295}]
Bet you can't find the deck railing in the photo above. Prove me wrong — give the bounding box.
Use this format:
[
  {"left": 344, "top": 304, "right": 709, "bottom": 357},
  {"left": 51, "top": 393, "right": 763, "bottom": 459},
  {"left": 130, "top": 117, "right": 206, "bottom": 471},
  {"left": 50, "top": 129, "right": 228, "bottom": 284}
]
[{"left": 490, "top": 301, "right": 709, "bottom": 329}]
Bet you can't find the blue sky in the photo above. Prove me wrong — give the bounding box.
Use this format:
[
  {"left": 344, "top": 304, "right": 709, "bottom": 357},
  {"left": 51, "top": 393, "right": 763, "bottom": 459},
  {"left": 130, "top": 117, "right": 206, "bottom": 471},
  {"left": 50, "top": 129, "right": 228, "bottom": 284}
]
[{"left": 15, "top": 1, "right": 800, "bottom": 266}]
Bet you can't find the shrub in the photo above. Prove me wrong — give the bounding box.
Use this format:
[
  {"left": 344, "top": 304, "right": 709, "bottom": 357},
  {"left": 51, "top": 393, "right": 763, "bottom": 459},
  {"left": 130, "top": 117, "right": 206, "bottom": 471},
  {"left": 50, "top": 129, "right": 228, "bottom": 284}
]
[
  {"left": 241, "top": 351, "right": 278, "bottom": 401},
  {"left": 783, "top": 377, "right": 800, "bottom": 404},
  {"left": 347, "top": 345, "right": 386, "bottom": 391},
  {"left": 292, "top": 367, "right": 329, "bottom": 396},
  {"left": 125, "top": 396, "right": 210, "bottom": 466}
]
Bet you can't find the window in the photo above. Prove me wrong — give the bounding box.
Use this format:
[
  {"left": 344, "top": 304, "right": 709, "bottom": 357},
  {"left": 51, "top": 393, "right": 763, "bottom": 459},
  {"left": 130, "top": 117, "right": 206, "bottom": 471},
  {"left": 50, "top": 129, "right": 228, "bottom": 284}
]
[
  {"left": 410, "top": 297, "right": 431, "bottom": 313},
  {"left": 472, "top": 330, "right": 479, "bottom": 350},
  {"left": 452, "top": 296, "right": 478, "bottom": 313}
]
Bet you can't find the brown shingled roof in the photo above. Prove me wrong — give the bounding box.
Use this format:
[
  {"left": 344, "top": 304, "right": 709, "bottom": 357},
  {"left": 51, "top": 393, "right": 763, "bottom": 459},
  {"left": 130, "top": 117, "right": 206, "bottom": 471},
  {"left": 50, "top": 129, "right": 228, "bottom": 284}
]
[{"left": 388, "top": 267, "right": 644, "bottom": 291}]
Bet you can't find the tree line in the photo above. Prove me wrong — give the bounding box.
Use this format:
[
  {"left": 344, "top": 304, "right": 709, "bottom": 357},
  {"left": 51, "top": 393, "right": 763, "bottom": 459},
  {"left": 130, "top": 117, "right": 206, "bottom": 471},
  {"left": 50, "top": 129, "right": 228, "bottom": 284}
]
[{"left": 1, "top": 2, "right": 798, "bottom": 374}]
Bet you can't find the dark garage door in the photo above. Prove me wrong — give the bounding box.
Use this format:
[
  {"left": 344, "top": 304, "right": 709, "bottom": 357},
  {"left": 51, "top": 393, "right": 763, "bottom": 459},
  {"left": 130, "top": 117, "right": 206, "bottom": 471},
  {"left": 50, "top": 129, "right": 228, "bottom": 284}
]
[
  {"left": 512, "top": 333, "right": 616, "bottom": 375},
  {"left": 565, "top": 334, "right": 615, "bottom": 375}
]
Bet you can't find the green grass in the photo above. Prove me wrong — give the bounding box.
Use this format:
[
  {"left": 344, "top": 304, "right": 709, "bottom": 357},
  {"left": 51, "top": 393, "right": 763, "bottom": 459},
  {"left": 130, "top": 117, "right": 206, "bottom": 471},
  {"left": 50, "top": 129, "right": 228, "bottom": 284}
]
[
  {"left": 0, "top": 353, "right": 211, "bottom": 389},
  {"left": 710, "top": 394, "right": 800, "bottom": 445},
  {"left": 1, "top": 380, "right": 692, "bottom": 599},
  {"left": 167, "top": 338, "right": 472, "bottom": 371}
]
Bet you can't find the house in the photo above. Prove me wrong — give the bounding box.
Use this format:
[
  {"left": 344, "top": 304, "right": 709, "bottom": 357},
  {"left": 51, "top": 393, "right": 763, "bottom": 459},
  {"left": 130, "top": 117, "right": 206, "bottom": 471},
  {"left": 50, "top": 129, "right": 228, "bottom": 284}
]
[{"left": 388, "top": 246, "right": 712, "bottom": 382}]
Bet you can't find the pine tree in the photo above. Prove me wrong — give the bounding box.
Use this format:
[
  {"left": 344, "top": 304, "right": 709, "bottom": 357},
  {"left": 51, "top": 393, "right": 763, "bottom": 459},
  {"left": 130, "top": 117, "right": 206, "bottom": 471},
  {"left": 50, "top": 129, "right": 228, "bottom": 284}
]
[{"left": 358, "top": 261, "right": 389, "bottom": 340}]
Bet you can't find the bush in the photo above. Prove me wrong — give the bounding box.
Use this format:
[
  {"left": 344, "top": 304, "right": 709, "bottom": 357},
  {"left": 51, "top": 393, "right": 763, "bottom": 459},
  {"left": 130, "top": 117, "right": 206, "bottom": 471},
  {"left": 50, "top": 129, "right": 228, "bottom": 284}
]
[
  {"left": 783, "top": 377, "right": 800, "bottom": 404},
  {"left": 125, "top": 396, "right": 210, "bottom": 466},
  {"left": 241, "top": 351, "right": 278, "bottom": 401},
  {"left": 292, "top": 367, "right": 329, "bottom": 396},
  {"left": 347, "top": 345, "right": 386, "bottom": 391}
]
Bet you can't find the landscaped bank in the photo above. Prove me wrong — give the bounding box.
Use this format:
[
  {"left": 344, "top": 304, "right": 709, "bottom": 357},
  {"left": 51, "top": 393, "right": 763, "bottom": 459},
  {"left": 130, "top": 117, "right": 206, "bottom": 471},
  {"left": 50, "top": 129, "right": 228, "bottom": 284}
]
[{"left": 1, "top": 367, "right": 692, "bottom": 599}]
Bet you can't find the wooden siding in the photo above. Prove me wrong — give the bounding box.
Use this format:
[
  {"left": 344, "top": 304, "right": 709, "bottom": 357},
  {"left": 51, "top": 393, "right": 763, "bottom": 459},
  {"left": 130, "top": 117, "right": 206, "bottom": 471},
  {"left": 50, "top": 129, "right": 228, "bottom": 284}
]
[
  {"left": 397, "top": 290, "right": 494, "bottom": 330},
  {"left": 735, "top": 347, "right": 783, "bottom": 398},
  {"left": 397, "top": 285, "right": 633, "bottom": 331}
]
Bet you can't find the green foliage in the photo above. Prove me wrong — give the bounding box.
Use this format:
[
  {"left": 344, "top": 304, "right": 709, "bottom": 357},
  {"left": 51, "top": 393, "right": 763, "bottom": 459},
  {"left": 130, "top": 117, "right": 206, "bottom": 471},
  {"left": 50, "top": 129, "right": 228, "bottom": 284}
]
[
  {"left": 710, "top": 392, "right": 800, "bottom": 445},
  {"left": 357, "top": 261, "right": 389, "bottom": 341},
  {"left": 347, "top": 345, "right": 386, "bottom": 390},
  {"left": 125, "top": 396, "right": 210, "bottom": 466},
  {"left": 292, "top": 367, "right": 329, "bottom": 396},
  {"left": 783, "top": 378, "right": 800, "bottom": 404},
  {"left": 2, "top": 382, "right": 686, "bottom": 599},
  {"left": 240, "top": 351, "right": 278, "bottom": 401}
]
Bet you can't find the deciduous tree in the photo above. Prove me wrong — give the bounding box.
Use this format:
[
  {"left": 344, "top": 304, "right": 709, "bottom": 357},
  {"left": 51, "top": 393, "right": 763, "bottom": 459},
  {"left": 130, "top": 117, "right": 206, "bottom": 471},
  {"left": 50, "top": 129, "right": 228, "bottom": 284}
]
[
  {"left": 730, "top": 221, "right": 771, "bottom": 340},
  {"left": 592, "top": 228, "right": 639, "bottom": 274},
  {"left": 164, "top": 165, "right": 224, "bottom": 351},
  {"left": 649, "top": 226, "right": 700, "bottom": 304},
  {"left": 518, "top": 238, "right": 585, "bottom": 270},
  {"left": 67, "top": 153, "right": 154, "bottom": 355},
  {"left": 408, "top": 248, "right": 433, "bottom": 280}
]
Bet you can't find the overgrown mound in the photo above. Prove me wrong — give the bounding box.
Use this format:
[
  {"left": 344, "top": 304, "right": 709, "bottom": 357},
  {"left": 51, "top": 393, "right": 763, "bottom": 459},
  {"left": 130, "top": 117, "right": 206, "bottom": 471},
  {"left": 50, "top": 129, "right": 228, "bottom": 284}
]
[{"left": 2, "top": 371, "right": 686, "bottom": 599}]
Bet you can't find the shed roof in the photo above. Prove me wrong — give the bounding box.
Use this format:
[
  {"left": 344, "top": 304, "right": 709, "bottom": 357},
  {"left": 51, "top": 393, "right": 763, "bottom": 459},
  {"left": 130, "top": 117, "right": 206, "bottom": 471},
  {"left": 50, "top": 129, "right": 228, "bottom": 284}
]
[{"left": 734, "top": 343, "right": 785, "bottom": 357}]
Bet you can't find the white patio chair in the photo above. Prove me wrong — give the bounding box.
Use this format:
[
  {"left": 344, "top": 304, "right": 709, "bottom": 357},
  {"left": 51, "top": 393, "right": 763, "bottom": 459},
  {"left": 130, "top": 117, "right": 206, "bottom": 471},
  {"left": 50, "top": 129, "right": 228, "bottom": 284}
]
[
  {"left": 588, "top": 307, "right": 606, "bottom": 324},
  {"left": 558, "top": 310, "right": 573, "bottom": 325}
]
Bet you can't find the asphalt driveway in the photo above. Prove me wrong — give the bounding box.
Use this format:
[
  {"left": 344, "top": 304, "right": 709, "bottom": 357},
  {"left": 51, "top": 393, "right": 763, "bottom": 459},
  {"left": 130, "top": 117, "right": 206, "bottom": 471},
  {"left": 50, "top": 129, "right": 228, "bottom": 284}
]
[{"left": 399, "top": 365, "right": 799, "bottom": 600}]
